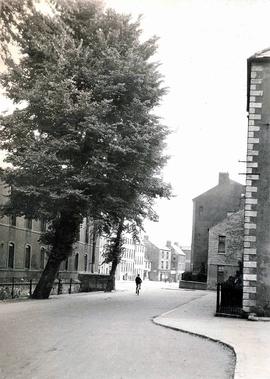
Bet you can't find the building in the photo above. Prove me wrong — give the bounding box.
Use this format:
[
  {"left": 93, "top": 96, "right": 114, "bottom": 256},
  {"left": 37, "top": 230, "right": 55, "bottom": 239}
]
[
  {"left": 190, "top": 172, "right": 244, "bottom": 275},
  {"left": 181, "top": 246, "right": 191, "bottom": 272},
  {"left": 166, "top": 241, "right": 186, "bottom": 282},
  {"left": 0, "top": 181, "right": 99, "bottom": 281},
  {"left": 207, "top": 210, "right": 244, "bottom": 290},
  {"left": 242, "top": 48, "right": 270, "bottom": 313},
  {"left": 143, "top": 235, "right": 160, "bottom": 281}
]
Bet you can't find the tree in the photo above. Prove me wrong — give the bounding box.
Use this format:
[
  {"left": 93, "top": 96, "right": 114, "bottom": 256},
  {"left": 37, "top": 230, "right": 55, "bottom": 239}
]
[{"left": 0, "top": 0, "right": 171, "bottom": 298}]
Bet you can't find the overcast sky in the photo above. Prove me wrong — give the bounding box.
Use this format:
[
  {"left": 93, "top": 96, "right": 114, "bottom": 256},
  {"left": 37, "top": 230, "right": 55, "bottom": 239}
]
[
  {"left": 1, "top": 0, "right": 270, "bottom": 247},
  {"left": 105, "top": 0, "right": 270, "bottom": 247}
]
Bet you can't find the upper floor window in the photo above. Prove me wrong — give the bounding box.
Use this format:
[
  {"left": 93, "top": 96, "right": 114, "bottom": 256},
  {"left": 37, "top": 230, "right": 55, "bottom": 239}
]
[
  {"left": 161, "top": 261, "right": 164, "bottom": 269},
  {"left": 25, "top": 218, "right": 32, "bottom": 230},
  {"left": 40, "top": 218, "right": 46, "bottom": 233},
  {"left": 25, "top": 245, "right": 31, "bottom": 269},
  {"left": 199, "top": 206, "right": 203, "bottom": 217},
  {"left": 166, "top": 252, "right": 169, "bottom": 260},
  {"left": 9, "top": 214, "right": 16, "bottom": 226},
  {"left": 8, "top": 242, "right": 15, "bottom": 269},
  {"left": 218, "top": 235, "right": 226, "bottom": 254}
]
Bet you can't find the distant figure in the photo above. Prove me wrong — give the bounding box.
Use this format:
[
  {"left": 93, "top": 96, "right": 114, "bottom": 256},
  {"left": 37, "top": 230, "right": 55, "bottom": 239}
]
[{"left": 135, "top": 274, "right": 142, "bottom": 295}]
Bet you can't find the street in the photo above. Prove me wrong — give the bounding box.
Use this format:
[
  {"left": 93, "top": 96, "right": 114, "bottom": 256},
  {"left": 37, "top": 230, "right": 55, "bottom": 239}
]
[{"left": 0, "top": 282, "right": 235, "bottom": 379}]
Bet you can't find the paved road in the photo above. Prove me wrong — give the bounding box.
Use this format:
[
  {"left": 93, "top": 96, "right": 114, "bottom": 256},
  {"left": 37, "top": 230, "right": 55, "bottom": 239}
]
[{"left": 0, "top": 281, "right": 235, "bottom": 379}]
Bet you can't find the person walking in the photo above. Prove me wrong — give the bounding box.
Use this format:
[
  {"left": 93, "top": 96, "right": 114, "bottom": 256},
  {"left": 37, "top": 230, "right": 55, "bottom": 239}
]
[{"left": 135, "top": 274, "right": 142, "bottom": 295}]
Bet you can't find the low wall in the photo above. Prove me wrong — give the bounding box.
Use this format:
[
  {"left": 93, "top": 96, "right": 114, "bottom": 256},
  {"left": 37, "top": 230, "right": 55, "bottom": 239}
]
[
  {"left": 179, "top": 280, "right": 207, "bottom": 290},
  {"left": 78, "top": 273, "right": 110, "bottom": 292}
]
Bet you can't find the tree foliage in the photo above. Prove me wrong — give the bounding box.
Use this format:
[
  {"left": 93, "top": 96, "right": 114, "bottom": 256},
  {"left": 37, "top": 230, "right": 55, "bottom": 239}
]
[{"left": 0, "top": 0, "right": 171, "bottom": 297}]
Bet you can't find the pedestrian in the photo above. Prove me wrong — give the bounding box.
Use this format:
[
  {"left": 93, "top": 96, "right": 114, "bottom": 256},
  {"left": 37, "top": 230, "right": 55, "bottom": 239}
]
[{"left": 135, "top": 274, "right": 142, "bottom": 295}]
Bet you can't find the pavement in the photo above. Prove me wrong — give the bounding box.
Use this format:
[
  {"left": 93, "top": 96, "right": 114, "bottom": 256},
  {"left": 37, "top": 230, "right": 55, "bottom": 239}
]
[{"left": 153, "top": 289, "right": 270, "bottom": 379}]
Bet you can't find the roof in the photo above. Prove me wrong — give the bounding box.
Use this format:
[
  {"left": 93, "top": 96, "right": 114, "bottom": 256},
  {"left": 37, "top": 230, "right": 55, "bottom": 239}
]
[{"left": 192, "top": 179, "right": 243, "bottom": 201}]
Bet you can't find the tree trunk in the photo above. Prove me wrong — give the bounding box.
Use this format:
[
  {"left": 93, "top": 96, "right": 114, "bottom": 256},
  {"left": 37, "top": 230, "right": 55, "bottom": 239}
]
[
  {"left": 105, "top": 220, "right": 124, "bottom": 292},
  {"left": 31, "top": 255, "right": 62, "bottom": 299},
  {"left": 31, "top": 210, "right": 81, "bottom": 299}
]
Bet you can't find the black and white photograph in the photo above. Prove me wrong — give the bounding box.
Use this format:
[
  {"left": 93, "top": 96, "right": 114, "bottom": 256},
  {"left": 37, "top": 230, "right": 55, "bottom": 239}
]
[{"left": 0, "top": 1, "right": 270, "bottom": 378}]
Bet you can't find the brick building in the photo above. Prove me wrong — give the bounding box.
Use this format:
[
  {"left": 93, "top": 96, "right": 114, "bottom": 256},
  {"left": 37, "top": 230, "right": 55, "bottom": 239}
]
[
  {"left": 242, "top": 48, "right": 270, "bottom": 313},
  {"left": 190, "top": 172, "right": 244, "bottom": 275},
  {"left": 207, "top": 210, "right": 244, "bottom": 290}
]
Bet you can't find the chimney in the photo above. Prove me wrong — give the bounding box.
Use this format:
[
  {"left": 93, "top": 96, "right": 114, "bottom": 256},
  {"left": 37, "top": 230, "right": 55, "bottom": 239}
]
[
  {"left": 219, "top": 172, "right": 230, "bottom": 185},
  {"left": 166, "top": 240, "right": 172, "bottom": 248}
]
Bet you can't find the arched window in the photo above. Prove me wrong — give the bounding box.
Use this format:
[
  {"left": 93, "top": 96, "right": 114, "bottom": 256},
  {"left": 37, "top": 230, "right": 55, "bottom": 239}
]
[
  {"left": 25, "top": 245, "right": 31, "bottom": 269},
  {"left": 84, "top": 254, "right": 88, "bottom": 272},
  {"left": 8, "top": 242, "right": 15, "bottom": 269},
  {"left": 74, "top": 253, "right": 79, "bottom": 271},
  {"left": 65, "top": 258, "right": 69, "bottom": 271},
  {"left": 40, "top": 247, "right": 45, "bottom": 270}
]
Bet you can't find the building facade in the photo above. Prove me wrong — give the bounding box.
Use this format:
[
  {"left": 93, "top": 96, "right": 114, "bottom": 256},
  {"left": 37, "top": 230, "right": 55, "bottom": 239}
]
[
  {"left": 190, "top": 172, "right": 244, "bottom": 275},
  {"left": 242, "top": 49, "right": 270, "bottom": 313},
  {"left": 0, "top": 181, "right": 99, "bottom": 281},
  {"left": 207, "top": 210, "right": 244, "bottom": 290}
]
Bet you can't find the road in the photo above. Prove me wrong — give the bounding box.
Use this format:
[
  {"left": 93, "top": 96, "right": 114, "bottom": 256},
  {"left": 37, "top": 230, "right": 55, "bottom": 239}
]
[{"left": 0, "top": 281, "right": 235, "bottom": 379}]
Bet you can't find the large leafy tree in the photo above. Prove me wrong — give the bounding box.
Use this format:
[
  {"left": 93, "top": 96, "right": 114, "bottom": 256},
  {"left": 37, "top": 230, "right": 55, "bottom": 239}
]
[{"left": 0, "top": 0, "right": 171, "bottom": 297}]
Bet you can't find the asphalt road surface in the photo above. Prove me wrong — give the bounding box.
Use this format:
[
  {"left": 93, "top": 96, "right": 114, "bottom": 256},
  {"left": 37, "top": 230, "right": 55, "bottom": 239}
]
[{"left": 0, "top": 281, "right": 235, "bottom": 379}]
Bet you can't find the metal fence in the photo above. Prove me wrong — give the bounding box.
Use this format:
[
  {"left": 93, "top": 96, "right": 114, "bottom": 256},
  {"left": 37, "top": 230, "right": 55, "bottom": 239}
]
[
  {"left": 216, "top": 282, "right": 243, "bottom": 316},
  {"left": 0, "top": 278, "right": 76, "bottom": 300}
]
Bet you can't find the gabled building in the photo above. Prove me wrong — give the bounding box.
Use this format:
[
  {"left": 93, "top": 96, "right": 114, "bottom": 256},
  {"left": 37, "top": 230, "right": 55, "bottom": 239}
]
[{"left": 190, "top": 172, "right": 244, "bottom": 275}]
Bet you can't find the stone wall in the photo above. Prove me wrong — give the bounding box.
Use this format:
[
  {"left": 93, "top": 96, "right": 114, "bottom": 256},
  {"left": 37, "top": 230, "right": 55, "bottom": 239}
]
[{"left": 207, "top": 210, "right": 244, "bottom": 290}]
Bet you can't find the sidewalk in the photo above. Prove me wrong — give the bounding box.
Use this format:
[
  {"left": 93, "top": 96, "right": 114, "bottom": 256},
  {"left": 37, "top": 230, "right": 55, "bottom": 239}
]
[{"left": 154, "top": 290, "right": 270, "bottom": 379}]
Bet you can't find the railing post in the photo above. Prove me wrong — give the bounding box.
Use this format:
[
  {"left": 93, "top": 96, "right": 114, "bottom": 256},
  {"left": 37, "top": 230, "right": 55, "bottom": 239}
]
[
  {"left": 69, "top": 278, "right": 72, "bottom": 294},
  {"left": 216, "top": 283, "right": 220, "bottom": 314},
  {"left": 11, "top": 277, "right": 15, "bottom": 299},
  {"left": 58, "top": 278, "right": 62, "bottom": 295},
  {"left": 29, "top": 279, "right": 32, "bottom": 297}
]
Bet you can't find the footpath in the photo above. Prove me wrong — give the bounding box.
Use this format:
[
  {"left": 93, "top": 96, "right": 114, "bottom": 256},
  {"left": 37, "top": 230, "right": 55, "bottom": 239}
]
[{"left": 154, "top": 290, "right": 270, "bottom": 379}]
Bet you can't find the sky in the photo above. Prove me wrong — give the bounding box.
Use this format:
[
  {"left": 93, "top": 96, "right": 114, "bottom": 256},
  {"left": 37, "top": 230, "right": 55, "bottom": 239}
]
[{"left": 1, "top": 0, "right": 270, "bottom": 247}]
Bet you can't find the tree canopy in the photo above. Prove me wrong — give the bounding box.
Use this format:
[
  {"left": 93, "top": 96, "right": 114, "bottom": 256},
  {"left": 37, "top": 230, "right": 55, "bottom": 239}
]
[{"left": 0, "top": 0, "right": 171, "bottom": 297}]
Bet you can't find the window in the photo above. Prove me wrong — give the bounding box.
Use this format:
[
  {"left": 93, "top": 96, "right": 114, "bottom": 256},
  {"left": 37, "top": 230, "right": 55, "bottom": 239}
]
[
  {"left": 8, "top": 242, "right": 15, "bottom": 269},
  {"left": 218, "top": 236, "right": 226, "bottom": 254},
  {"left": 25, "top": 218, "right": 32, "bottom": 230},
  {"left": 166, "top": 252, "right": 169, "bottom": 260},
  {"left": 40, "top": 247, "right": 46, "bottom": 269},
  {"left": 166, "top": 262, "right": 169, "bottom": 270},
  {"left": 65, "top": 258, "right": 69, "bottom": 271},
  {"left": 40, "top": 218, "right": 46, "bottom": 232},
  {"left": 25, "top": 245, "right": 31, "bottom": 269},
  {"left": 74, "top": 253, "right": 79, "bottom": 271},
  {"left": 85, "top": 227, "right": 89, "bottom": 244},
  {"left": 9, "top": 214, "right": 16, "bottom": 226},
  {"left": 199, "top": 206, "right": 203, "bottom": 217},
  {"left": 161, "top": 261, "right": 164, "bottom": 269},
  {"left": 84, "top": 254, "right": 88, "bottom": 272}
]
